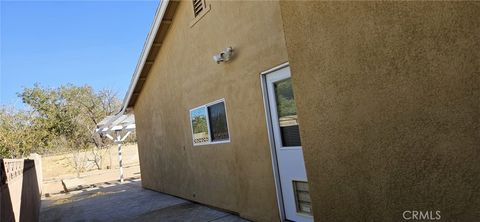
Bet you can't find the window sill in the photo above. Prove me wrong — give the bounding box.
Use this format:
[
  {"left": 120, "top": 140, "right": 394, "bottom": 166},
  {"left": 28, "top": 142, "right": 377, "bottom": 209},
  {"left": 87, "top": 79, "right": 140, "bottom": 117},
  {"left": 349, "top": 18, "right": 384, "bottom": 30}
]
[{"left": 192, "top": 139, "right": 230, "bottom": 147}]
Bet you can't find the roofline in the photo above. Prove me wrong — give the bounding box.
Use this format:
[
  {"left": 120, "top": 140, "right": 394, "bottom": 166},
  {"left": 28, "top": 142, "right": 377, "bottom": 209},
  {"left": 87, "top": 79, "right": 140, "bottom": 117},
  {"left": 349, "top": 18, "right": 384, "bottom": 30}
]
[{"left": 121, "top": 0, "right": 170, "bottom": 114}]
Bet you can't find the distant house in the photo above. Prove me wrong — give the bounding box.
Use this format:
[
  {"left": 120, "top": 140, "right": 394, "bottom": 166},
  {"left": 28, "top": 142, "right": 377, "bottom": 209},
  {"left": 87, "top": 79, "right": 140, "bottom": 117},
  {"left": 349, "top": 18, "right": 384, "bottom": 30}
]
[{"left": 121, "top": 1, "right": 479, "bottom": 221}]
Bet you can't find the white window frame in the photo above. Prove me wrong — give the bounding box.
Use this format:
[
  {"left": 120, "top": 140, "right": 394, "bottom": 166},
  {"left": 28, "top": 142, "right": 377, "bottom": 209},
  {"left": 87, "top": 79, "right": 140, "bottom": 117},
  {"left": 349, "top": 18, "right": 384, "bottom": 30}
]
[{"left": 189, "top": 98, "right": 231, "bottom": 146}]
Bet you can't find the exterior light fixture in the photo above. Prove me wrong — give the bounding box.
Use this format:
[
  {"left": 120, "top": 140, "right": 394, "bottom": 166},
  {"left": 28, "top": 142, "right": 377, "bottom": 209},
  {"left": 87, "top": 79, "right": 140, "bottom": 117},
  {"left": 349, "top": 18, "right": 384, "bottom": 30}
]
[{"left": 213, "top": 47, "right": 234, "bottom": 64}]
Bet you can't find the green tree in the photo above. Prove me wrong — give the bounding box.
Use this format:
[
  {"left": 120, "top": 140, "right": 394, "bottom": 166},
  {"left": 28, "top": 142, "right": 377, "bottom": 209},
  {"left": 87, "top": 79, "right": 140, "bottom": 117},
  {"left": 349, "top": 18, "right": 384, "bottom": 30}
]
[
  {"left": 275, "top": 79, "right": 297, "bottom": 117},
  {"left": 18, "top": 84, "right": 121, "bottom": 174},
  {"left": 0, "top": 107, "right": 39, "bottom": 158},
  {"left": 0, "top": 84, "right": 122, "bottom": 172},
  {"left": 192, "top": 116, "right": 208, "bottom": 134}
]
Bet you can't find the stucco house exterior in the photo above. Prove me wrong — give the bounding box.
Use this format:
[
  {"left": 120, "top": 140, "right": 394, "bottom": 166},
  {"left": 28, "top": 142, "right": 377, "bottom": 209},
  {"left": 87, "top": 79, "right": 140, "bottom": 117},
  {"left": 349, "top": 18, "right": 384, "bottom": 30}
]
[{"left": 121, "top": 1, "right": 479, "bottom": 221}]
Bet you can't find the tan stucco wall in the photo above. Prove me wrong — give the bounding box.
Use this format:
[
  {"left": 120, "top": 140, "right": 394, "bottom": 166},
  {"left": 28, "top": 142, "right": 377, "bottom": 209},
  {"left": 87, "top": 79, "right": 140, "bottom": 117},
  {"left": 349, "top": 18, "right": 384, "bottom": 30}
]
[
  {"left": 280, "top": 2, "right": 480, "bottom": 221},
  {"left": 134, "top": 1, "right": 288, "bottom": 221}
]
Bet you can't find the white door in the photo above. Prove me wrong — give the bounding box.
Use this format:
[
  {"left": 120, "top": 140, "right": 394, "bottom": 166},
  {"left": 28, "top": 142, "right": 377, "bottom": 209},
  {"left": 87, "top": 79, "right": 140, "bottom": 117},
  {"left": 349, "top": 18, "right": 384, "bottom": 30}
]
[{"left": 265, "top": 66, "right": 313, "bottom": 222}]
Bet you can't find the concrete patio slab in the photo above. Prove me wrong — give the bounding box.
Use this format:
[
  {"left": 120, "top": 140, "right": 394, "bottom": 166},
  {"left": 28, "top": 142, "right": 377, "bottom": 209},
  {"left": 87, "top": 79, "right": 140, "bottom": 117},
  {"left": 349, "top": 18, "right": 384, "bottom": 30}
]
[{"left": 40, "top": 179, "right": 248, "bottom": 222}]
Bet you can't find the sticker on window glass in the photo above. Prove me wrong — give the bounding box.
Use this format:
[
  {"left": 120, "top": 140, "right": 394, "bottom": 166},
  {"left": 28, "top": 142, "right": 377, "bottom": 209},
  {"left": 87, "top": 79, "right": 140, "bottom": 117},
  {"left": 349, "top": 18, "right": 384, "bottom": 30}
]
[{"left": 190, "top": 106, "right": 209, "bottom": 145}]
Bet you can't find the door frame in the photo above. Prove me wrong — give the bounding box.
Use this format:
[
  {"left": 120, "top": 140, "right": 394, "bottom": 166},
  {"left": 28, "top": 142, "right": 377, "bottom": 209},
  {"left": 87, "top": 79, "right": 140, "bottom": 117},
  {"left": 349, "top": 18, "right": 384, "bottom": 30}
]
[{"left": 260, "top": 62, "right": 290, "bottom": 222}]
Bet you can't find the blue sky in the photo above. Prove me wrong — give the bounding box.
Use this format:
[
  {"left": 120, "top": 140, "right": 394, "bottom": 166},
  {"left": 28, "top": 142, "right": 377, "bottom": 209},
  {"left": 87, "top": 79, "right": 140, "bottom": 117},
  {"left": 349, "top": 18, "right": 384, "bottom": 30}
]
[
  {"left": 0, "top": 0, "right": 160, "bottom": 108},
  {"left": 191, "top": 106, "right": 207, "bottom": 119}
]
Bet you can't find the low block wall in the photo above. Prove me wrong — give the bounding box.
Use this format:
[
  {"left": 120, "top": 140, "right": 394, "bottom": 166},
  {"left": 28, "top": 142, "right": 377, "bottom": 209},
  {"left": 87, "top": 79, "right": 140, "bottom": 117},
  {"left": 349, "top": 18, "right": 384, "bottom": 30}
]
[{"left": 0, "top": 154, "right": 42, "bottom": 222}]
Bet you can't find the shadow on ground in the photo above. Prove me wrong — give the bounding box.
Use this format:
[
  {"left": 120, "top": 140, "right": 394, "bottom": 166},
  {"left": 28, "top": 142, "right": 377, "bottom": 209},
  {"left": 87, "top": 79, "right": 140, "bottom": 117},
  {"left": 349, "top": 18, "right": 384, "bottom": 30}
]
[{"left": 40, "top": 179, "right": 248, "bottom": 222}]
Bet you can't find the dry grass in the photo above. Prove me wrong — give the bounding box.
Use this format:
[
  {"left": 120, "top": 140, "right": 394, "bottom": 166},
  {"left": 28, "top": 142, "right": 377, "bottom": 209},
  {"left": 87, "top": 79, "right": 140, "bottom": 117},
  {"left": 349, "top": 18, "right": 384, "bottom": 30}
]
[{"left": 42, "top": 143, "right": 139, "bottom": 180}]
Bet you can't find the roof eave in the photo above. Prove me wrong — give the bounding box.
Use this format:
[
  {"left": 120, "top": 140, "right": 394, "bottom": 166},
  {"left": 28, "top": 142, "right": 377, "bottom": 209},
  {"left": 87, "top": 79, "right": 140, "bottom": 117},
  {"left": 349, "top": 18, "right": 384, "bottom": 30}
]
[{"left": 121, "top": 0, "right": 171, "bottom": 114}]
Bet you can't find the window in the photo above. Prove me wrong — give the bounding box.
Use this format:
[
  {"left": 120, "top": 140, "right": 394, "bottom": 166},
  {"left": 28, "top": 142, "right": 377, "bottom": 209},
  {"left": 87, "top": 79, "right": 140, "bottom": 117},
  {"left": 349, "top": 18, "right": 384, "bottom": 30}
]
[
  {"left": 207, "top": 102, "right": 229, "bottom": 141},
  {"left": 274, "top": 78, "right": 301, "bottom": 147},
  {"left": 293, "top": 180, "right": 313, "bottom": 215},
  {"left": 190, "top": 106, "right": 210, "bottom": 145},
  {"left": 190, "top": 99, "right": 230, "bottom": 146}
]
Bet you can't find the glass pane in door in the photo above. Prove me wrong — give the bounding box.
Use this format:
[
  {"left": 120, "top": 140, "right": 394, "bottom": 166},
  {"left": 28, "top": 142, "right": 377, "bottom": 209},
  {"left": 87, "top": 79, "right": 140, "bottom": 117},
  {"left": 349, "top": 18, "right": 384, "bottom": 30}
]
[{"left": 274, "top": 78, "right": 301, "bottom": 147}]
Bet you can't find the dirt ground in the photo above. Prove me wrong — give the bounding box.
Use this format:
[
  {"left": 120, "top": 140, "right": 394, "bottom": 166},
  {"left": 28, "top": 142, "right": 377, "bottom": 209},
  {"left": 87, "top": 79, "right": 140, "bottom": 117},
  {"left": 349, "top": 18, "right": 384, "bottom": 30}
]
[
  {"left": 42, "top": 143, "right": 139, "bottom": 178},
  {"left": 41, "top": 143, "right": 140, "bottom": 195}
]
